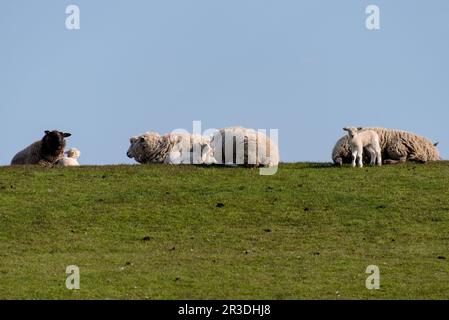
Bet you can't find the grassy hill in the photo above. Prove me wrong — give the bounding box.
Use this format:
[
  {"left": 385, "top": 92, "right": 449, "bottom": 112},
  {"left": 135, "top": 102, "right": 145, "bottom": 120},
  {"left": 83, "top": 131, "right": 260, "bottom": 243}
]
[{"left": 1, "top": 162, "right": 449, "bottom": 299}]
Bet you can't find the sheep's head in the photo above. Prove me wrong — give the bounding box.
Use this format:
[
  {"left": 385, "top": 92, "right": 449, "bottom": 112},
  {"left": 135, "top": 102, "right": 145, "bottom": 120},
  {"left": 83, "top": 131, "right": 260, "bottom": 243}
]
[
  {"left": 127, "top": 132, "right": 162, "bottom": 163},
  {"left": 66, "top": 148, "right": 81, "bottom": 159},
  {"left": 42, "top": 130, "right": 71, "bottom": 155},
  {"left": 343, "top": 127, "right": 358, "bottom": 138},
  {"left": 332, "top": 135, "right": 352, "bottom": 166}
]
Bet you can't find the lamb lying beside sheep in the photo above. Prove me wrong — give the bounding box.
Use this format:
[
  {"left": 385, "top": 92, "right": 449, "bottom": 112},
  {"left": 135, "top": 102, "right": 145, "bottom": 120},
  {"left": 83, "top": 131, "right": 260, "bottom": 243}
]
[
  {"left": 343, "top": 127, "right": 381, "bottom": 167},
  {"left": 210, "top": 127, "right": 280, "bottom": 167},
  {"left": 56, "top": 148, "right": 81, "bottom": 167},
  {"left": 11, "top": 130, "right": 72, "bottom": 166},
  {"left": 127, "top": 127, "right": 280, "bottom": 167},
  {"left": 165, "top": 132, "right": 217, "bottom": 165},
  {"left": 332, "top": 127, "right": 440, "bottom": 165},
  {"left": 7, "top": 126, "right": 441, "bottom": 168},
  {"left": 127, "top": 131, "right": 216, "bottom": 165}
]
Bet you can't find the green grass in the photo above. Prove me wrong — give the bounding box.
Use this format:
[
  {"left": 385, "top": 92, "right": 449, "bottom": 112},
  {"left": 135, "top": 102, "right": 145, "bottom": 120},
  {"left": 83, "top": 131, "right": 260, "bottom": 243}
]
[{"left": 1, "top": 162, "right": 449, "bottom": 299}]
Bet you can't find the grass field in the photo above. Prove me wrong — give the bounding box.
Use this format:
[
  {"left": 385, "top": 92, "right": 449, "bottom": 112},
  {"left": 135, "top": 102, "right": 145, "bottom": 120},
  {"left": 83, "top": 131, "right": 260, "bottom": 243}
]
[{"left": 1, "top": 162, "right": 449, "bottom": 299}]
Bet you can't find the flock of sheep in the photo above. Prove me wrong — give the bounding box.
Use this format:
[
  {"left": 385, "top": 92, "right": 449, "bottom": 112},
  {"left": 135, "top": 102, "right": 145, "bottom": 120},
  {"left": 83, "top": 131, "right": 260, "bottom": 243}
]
[
  {"left": 8, "top": 126, "right": 441, "bottom": 168},
  {"left": 126, "top": 127, "right": 279, "bottom": 167}
]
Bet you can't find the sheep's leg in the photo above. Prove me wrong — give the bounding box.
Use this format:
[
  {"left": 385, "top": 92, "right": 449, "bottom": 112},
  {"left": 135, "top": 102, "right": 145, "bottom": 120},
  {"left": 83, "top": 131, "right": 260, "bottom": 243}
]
[
  {"left": 356, "top": 148, "right": 363, "bottom": 167},
  {"left": 384, "top": 156, "right": 406, "bottom": 165},
  {"left": 408, "top": 154, "right": 426, "bottom": 164},
  {"left": 357, "top": 155, "right": 363, "bottom": 167},
  {"left": 366, "top": 146, "right": 376, "bottom": 166},
  {"left": 351, "top": 152, "right": 357, "bottom": 167},
  {"left": 384, "top": 159, "right": 400, "bottom": 164},
  {"left": 371, "top": 151, "right": 376, "bottom": 166},
  {"left": 38, "top": 159, "right": 53, "bottom": 167},
  {"left": 376, "top": 148, "right": 382, "bottom": 166}
]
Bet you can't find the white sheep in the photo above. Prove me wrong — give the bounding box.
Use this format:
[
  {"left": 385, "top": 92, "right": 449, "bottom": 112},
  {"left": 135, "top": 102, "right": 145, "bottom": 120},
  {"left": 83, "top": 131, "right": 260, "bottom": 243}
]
[
  {"left": 164, "top": 132, "right": 217, "bottom": 165},
  {"left": 127, "top": 131, "right": 217, "bottom": 165},
  {"left": 332, "top": 127, "right": 441, "bottom": 165},
  {"left": 343, "top": 127, "right": 381, "bottom": 167},
  {"left": 56, "top": 148, "right": 81, "bottom": 167},
  {"left": 210, "top": 127, "right": 280, "bottom": 167},
  {"left": 127, "top": 127, "right": 279, "bottom": 168}
]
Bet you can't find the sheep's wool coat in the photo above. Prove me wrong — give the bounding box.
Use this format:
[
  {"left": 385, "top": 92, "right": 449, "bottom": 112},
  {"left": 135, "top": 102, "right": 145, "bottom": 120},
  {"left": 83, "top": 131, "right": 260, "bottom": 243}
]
[
  {"left": 332, "top": 127, "right": 440, "bottom": 165},
  {"left": 164, "top": 133, "right": 215, "bottom": 164},
  {"left": 57, "top": 157, "right": 80, "bottom": 167},
  {"left": 129, "top": 132, "right": 216, "bottom": 165},
  {"left": 210, "top": 127, "right": 280, "bottom": 167},
  {"left": 11, "top": 140, "right": 64, "bottom": 166},
  {"left": 127, "top": 132, "right": 172, "bottom": 164}
]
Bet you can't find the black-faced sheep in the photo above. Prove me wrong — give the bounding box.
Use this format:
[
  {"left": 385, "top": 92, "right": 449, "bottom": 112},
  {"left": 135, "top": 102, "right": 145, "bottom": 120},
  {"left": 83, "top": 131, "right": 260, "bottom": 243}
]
[
  {"left": 11, "top": 130, "right": 72, "bottom": 166},
  {"left": 332, "top": 127, "right": 440, "bottom": 165}
]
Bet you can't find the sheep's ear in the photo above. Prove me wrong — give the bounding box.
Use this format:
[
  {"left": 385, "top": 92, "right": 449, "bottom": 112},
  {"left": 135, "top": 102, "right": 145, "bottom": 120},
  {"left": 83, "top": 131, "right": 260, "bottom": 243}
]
[
  {"left": 357, "top": 127, "right": 363, "bottom": 131},
  {"left": 140, "top": 137, "right": 145, "bottom": 142},
  {"left": 130, "top": 137, "right": 137, "bottom": 143},
  {"left": 343, "top": 127, "right": 349, "bottom": 131},
  {"left": 45, "top": 130, "right": 50, "bottom": 135},
  {"left": 63, "top": 132, "right": 72, "bottom": 138}
]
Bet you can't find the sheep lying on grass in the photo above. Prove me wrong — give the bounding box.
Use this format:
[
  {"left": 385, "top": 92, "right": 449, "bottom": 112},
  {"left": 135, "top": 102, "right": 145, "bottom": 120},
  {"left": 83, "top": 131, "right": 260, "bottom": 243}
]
[
  {"left": 343, "top": 127, "right": 381, "bottom": 167},
  {"left": 126, "top": 127, "right": 279, "bottom": 168},
  {"left": 210, "top": 127, "right": 280, "bottom": 167},
  {"left": 164, "top": 132, "right": 217, "bottom": 165},
  {"left": 56, "top": 148, "right": 81, "bottom": 167},
  {"left": 127, "top": 131, "right": 216, "bottom": 165},
  {"left": 332, "top": 127, "right": 440, "bottom": 165},
  {"left": 11, "top": 130, "right": 72, "bottom": 166}
]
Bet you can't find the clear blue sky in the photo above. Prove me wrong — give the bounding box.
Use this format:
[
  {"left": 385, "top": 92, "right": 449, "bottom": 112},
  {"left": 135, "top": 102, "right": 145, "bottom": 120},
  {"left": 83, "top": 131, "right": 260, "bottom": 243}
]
[{"left": 1, "top": 0, "right": 448, "bottom": 164}]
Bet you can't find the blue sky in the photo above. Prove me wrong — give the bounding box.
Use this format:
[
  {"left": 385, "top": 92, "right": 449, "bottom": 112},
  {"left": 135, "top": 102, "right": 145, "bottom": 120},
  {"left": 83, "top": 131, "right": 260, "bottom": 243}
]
[{"left": 1, "top": 0, "right": 448, "bottom": 164}]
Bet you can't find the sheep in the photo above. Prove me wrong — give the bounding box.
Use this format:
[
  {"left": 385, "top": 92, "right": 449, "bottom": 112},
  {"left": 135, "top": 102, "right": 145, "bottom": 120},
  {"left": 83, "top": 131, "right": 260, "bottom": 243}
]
[
  {"left": 11, "top": 130, "right": 72, "bottom": 166},
  {"left": 126, "top": 127, "right": 279, "bottom": 168},
  {"left": 209, "top": 127, "right": 280, "bottom": 167},
  {"left": 343, "top": 127, "right": 381, "bottom": 167},
  {"left": 332, "top": 127, "right": 440, "bottom": 166},
  {"left": 127, "top": 132, "right": 168, "bottom": 164},
  {"left": 126, "top": 131, "right": 216, "bottom": 165},
  {"left": 164, "top": 132, "right": 217, "bottom": 165},
  {"left": 56, "top": 148, "right": 81, "bottom": 167}
]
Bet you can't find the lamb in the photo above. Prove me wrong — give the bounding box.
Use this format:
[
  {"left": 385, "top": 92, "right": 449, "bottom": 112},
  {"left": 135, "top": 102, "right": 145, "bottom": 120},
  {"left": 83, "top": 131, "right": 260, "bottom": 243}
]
[
  {"left": 343, "top": 127, "right": 381, "bottom": 167},
  {"left": 56, "top": 148, "right": 81, "bottom": 167},
  {"left": 126, "top": 131, "right": 216, "bottom": 165},
  {"left": 209, "top": 127, "right": 280, "bottom": 167},
  {"left": 164, "top": 132, "right": 217, "bottom": 165},
  {"left": 332, "top": 127, "right": 441, "bottom": 166},
  {"left": 11, "top": 130, "right": 72, "bottom": 166}
]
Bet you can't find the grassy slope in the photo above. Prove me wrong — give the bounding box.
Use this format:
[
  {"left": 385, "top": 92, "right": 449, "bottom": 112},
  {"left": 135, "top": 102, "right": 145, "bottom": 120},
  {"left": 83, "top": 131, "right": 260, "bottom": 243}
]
[{"left": 1, "top": 162, "right": 449, "bottom": 299}]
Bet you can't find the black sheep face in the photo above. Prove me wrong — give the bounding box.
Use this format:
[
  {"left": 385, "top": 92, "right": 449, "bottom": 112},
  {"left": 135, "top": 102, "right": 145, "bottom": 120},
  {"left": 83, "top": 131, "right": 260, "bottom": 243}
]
[{"left": 42, "top": 130, "right": 71, "bottom": 153}]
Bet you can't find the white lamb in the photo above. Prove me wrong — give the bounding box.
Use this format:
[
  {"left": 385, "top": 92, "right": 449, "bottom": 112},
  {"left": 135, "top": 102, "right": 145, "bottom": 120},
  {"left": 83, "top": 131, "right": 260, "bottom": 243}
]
[
  {"left": 127, "top": 131, "right": 217, "bottom": 165},
  {"left": 343, "top": 127, "right": 381, "bottom": 167},
  {"left": 164, "top": 132, "right": 217, "bottom": 165},
  {"left": 210, "top": 127, "right": 280, "bottom": 167},
  {"left": 56, "top": 148, "right": 81, "bottom": 167}
]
